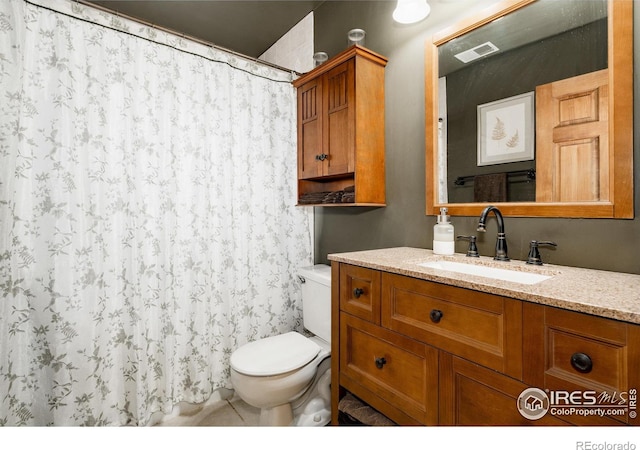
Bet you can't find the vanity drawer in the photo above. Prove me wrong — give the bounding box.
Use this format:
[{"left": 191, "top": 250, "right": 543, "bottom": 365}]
[
  {"left": 381, "top": 272, "right": 523, "bottom": 379},
  {"left": 524, "top": 304, "right": 640, "bottom": 425},
  {"left": 339, "top": 264, "right": 381, "bottom": 324},
  {"left": 339, "top": 313, "right": 438, "bottom": 424}
]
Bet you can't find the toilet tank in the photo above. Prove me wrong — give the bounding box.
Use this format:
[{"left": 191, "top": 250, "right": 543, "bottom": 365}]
[{"left": 298, "top": 264, "right": 331, "bottom": 344}]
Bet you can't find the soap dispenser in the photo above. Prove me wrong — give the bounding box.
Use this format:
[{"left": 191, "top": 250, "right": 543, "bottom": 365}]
[{"left": 433, "top": 207, "right": 455, "bottom": 255}]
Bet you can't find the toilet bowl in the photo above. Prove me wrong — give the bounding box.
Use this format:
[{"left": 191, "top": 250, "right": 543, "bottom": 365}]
[
  {"left": 229, "top": 264, "right": 332, "bottom": 426},
  {"left": 230, "top": 333, "right": 330, "bottom": 425}
]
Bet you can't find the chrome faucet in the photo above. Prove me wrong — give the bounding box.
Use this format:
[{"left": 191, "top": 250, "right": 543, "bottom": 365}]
[{"left": 477, "top": 205, "right": 509, "bottom": 261}]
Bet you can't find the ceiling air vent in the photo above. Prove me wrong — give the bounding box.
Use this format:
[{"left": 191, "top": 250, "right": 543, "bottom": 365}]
[{"left": 454, "top": 42, "right": 499, "bottom": 63}]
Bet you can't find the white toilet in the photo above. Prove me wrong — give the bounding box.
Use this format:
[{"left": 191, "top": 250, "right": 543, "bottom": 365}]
[{"left": 230, "top": 264, "right": 332, "bottom": 426}]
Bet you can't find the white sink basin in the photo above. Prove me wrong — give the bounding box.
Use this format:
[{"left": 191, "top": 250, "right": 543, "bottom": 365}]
[{"left": 418, "top": 260, "right": 552, "bottom": 285}]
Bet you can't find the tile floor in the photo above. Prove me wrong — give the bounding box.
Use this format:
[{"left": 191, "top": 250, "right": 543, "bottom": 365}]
[{"left": 157, "top": 392, "right": 261, "bottom": 426}]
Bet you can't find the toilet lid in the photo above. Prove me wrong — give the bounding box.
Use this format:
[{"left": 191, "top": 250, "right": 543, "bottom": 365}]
[{"left": 230, "top": 332, "right": 321, "bottom": 376}]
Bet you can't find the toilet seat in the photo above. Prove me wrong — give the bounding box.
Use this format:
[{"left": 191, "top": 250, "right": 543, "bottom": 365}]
[{"left": 230, "top": 331, "right": 321, "bottom": 376}]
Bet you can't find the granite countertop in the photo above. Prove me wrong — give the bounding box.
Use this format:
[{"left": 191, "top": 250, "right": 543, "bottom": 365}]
[{"left": 328, "top": 247, "right": 640, "bottom": 324}]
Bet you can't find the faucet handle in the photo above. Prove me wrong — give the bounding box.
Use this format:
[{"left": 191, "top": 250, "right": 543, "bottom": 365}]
[
  {"left": 457, "top": 235, "right": 479, "bottom": 258},
  {"left": 526, "top": 240, "right": 557, "bottom": 265}
]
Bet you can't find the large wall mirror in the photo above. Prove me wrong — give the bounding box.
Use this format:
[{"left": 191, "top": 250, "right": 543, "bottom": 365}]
[{"left": 425, "top": 0, "right": 633, "bottom": 218}]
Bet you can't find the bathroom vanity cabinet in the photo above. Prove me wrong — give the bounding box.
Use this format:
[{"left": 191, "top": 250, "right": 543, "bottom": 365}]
[
  {"left": 293, "top": 46, "right": 386, "bottom": 206},
  {"left": 330, "top": 252, "right": 640, "bottom": 426}
]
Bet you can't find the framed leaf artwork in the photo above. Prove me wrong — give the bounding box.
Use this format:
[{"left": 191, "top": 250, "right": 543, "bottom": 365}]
[{"left": 477, "top": 92, "right": 534, "bottom": 166}]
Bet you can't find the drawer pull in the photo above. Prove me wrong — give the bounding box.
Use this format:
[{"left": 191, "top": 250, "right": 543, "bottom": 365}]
[
  {"left": 353, "top": 287, "right": 365, "bottom": 298},
  {"left": 430, "top": 309, "right": 444, "bottom": 323},
  {"left": 374, "top": 357, "right": 387, "bottom": 369},
  {"left": 570, "top": 352, "right": 593, "bottom": 374}
]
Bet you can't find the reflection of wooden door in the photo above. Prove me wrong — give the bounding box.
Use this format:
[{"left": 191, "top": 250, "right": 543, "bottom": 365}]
[{"left": 535, "top": 69, "right": 609, "bottom": 202}]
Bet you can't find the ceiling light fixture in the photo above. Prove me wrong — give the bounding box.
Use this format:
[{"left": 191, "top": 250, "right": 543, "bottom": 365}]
[{"left": 393, "top": 0, "right": 431, "bottom": 24}]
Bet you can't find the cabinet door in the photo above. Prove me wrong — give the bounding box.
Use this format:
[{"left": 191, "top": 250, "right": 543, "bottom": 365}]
[
  {"left": 524, "top": 303, "right": 640, "bottom": 426},
  {"left": 297, "top": 78, "right": 323, "bottom": 179},
  {"left": 323, "top": 60, "right": 355, "bottom": 176},
  {"left": 439, "top": 354, "right": 568, "bottom": 425}
]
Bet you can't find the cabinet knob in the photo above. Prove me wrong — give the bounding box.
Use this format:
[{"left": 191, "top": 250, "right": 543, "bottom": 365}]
[
  {"left": 315, "top": 153, "right": 328, "bottom": 161},
  {"left": 570, "top": 352, "right": 593, "bottom": 374},
  {"left": 353, "top": 287, "right": 364, "bottom": 298},
  {"left": 374, "top": 357, "right": 387, "bottom": 369},
  {"left": 430, "top": 309, "right": 444, "bottom": 323}
]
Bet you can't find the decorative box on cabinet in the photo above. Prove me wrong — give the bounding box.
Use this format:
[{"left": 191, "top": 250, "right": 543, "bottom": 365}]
[{"left": 293, "top": 46, "right": 387, "bottom": 206}]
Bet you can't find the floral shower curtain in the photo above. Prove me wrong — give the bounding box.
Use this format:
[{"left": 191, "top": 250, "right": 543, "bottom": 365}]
[{"left": 0, "top": 0, "right": 312, "bottom": 426}]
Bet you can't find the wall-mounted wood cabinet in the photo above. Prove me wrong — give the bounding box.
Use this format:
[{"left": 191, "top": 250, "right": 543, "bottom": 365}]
[{"left": 293, "top": 46, "right": 387, "bottom": 206}]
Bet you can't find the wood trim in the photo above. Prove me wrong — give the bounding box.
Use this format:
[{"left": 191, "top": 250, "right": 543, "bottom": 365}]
[
  {"left": 504, "top": 298, "right": 523, "bottom": 379},
  {"left": 424, "top": 39, "right": 438, "bottom": 216},
  {"left": 428, "top": 201, "right": 616, "bottom": 219},
  {"left": 432, "top": 0, "right": 535, "bottom": 45},
  {"left": 354, "top": 53, "right": 386, "bottom": 205},
  {"left": 522, "top": 302, "right": 545, "bottom": 388},
  {"left": 438, "top": 351, "right": 455, "bottom": 424},
  {"left": 609, "top": 0, "right": 634, "bottom": 218}
]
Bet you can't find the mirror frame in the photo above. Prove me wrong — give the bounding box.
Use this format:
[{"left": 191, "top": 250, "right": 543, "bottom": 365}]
[{"left": 425, "top": 0, "right": 633, "bottom": 218}]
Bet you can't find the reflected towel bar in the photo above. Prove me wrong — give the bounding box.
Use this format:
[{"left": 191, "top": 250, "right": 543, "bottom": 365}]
[{"left": 454, "top": 169, "right": 536, "bottom": 186}]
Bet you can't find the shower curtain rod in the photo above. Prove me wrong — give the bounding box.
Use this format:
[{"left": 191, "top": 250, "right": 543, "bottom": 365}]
[{"left": 73, "top": 0, "right": 302, "bottom": 78}]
